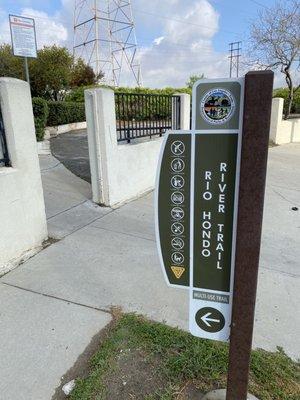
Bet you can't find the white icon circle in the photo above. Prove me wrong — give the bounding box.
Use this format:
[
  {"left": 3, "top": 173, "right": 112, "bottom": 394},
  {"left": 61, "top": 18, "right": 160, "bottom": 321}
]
[
  {"left": 171, "top": 175, "right": 185, "bottom": 189},
  {"left": 171, "top": 141, "right": 185, "bottom": 155},
  {"left": 171, "top": 158, "right": 185, "bottom": 172},
  {"left": 171, "top": 192, "right": 184, "bottom": 205},
  {"left": 171, "top": 237, "right": 184, "bottom": 250},
  {"left": 171, "top": 207, "right": 184, "bottom": 221},
  {"left": 171, "top": 252, "right": 184, "bottom": 265},
  {"left": 171, "top": 222, "right": 184, "bottom": 235}
]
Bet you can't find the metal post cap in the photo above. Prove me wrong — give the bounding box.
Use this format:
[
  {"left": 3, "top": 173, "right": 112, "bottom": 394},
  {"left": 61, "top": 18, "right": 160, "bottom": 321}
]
[{"left": 202, "top": 389, "right": 260, "bottom": 400}]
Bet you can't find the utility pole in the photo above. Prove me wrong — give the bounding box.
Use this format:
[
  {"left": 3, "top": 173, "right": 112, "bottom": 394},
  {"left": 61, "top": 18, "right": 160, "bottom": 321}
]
[
  {"left": 229, "top": 41, "right": 242, "bottom": 78},
  {"left": 73, "top": 0, "right": 142, "bottom": 87}
]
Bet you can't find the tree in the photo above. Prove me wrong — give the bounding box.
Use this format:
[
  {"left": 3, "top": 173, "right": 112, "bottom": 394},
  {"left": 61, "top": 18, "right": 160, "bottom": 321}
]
[
  {"left": 186, "top": 73, "right": 205, "bottom": 89},
  {"left": 0, "top": 44, "right": 102, "bottom": 100},
  {"left": 0, "top": 44, "right": 24, "bottom": 79},
  {"left": 70, "top": 58, "right": 103, "bottom": 87},
  {"left": 29, "top": 45, "right": 74, "bottom": 100},
  {"left": 249, "top": 0, "right": 300, "bottom": 119}
]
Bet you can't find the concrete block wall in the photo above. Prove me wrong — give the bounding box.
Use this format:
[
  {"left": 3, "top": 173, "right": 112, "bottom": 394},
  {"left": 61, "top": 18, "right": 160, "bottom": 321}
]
[
  {"left": 270, "top": 98, "right": 300, "bottom": 144},
  {"left": 0, "top": 78, "right": 47, "bottom": 275}
]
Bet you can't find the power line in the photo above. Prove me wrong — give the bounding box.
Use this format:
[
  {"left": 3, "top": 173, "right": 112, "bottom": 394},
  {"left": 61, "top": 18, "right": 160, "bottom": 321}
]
[
  {"left": 15, "top": 14, "right": 229, "bottom": 55},
  {"left": 132, "top": 8, "right": 240, "bottom": 36},
  {"left": 248, "top": 0, "right": 270, "bottom": 9},
  {"left": 210, "top": 0, "right": 257, "bottom": 17},
  {"left": 21, "top": 6, "right": 241, "bottom": 37}
]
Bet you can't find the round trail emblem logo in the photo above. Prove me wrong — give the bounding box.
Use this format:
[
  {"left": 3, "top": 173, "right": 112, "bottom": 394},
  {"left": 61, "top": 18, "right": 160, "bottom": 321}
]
[{"left": 200, "top": 88, "right": 235, "bottom": 125}]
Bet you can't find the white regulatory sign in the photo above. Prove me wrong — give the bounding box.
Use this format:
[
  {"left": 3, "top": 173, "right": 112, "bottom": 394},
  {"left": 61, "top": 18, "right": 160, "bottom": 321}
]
[{"left": 9, "top": 15, "right": 37, "bottom": 58}]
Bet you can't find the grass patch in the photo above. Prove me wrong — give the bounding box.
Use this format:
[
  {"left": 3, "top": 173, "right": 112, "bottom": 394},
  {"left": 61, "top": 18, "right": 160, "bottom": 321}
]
[{"left": 70, "top": 314, "right": 300, "bottom": 400}]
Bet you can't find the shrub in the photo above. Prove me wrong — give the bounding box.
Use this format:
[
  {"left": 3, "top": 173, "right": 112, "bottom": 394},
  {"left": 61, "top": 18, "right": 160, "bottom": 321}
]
[
  {"left": 273, "top": 87, "right": 300, "bottom": 115},
  {"left": 47, "top": 101, "right": 85, "bottom": 126},
  {"left": 32, "top": 97, "right": 49, "bottom": 141},
  {"left": 64, "top": 85, "right": 191, "bottom": 122}
]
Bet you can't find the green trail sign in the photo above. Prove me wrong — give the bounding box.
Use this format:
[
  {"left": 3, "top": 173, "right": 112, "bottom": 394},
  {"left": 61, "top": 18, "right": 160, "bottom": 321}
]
[
  {"left": 155, "top": 133, "right": 191, "bottom": 288},
  {"left": 156, "top": 78, "right": 244, "bottom": 342},
  {"left": 191, "top": 79, "right": 244, "bottom": 341}
]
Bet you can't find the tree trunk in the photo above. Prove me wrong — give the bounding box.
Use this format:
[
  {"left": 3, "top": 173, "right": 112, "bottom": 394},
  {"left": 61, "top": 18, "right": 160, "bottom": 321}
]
[
  {"left": 284, "top": 67, "right": 293, "bottom": 120},
  {"left": 285, "top": 88, "right": 294, "bottom": 119}
]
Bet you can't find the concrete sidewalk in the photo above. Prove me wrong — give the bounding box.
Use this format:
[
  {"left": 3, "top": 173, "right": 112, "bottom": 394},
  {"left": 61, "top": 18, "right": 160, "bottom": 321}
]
[
  {"left": 0, "top": 156, "right": 112, "bottom": 400},
  {"left": 1, "top": 144, "right": 300, "bottom": 399}
]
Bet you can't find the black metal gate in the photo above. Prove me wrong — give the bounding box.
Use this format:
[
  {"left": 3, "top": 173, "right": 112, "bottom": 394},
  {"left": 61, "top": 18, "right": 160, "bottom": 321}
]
[
  {"left": 115, "top": 93, "right": 181, "bottom": 143},
  {"left": 0, "top": 106, "right": 9, "bottom": 166}
]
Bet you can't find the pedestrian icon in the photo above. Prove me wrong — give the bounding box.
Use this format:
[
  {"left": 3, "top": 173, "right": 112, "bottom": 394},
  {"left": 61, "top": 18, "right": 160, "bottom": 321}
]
[
  {"left": 171, "top": 140, "right": 185, "bottom": 155},
  {"left": 171, "top": 252, "right": 184, "bottom": 264},
  {"left": 171, "top": 207, "right": 184, "bottom": 221},
  {"left": 195, "top": 307, "right": 225, "bottom": 333},
  {"left": 171, "top": 237, "right": 184, "bottom": 250},
  {"left": 171, "top": 158, "right": 185, "bottom": 172},
  {"left": 171, "top": 192, "right": 184, "bottom": 205},
  {"left": 171, "top": 175, "right": 185, "bottom": 189},
  {"left": 171, "top": 222, "right": 184, "bottom": 235}
]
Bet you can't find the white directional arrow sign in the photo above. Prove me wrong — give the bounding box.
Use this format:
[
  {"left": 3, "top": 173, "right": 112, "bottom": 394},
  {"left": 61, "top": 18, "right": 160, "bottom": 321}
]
[
  {"left": 201, "top": 312, "right": 221, "bottom": 328},
  {"left": 194, "top": 307, "right": 226, "bottom": 334}
]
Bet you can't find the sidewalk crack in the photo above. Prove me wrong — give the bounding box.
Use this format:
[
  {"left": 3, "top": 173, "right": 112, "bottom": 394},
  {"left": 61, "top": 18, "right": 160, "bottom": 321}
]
[
  {"left": 47, "top": 200, "right": 90, "bottom": 220},
  {"left": 1, "top": 282, "right": 112, "bottom": 314}
]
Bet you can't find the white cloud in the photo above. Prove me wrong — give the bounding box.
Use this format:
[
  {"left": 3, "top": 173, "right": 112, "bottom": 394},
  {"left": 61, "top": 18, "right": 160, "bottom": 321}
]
[
  {"left": 135, "top": 0, "right": 228, "bottom": 87},
  {"left": 154, "top": 36, "right": 164, "bottom": 46},
  {"left": 21, "top": 8, "right": 68, "bottom": 47}
]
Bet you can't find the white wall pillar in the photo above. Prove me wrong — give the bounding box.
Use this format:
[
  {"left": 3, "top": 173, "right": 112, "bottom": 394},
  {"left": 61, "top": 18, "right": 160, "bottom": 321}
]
[
  {"left": 270, "top": 97, "right": 284, "bottom": 144},
  {"left": 0, "top": 78, "right": 47, "bottom": 274},
  {"left": 85, "top": 88, "right": 164, "bottom": 207},
  {"left": 173, "top": 93, "right": 191, "bottom": 130},
  {"left": 269, "top": 98, "right": 300, "bottom": 144},
  {"left": 84, "top": 88, "right": 117, "bottom": 205}
]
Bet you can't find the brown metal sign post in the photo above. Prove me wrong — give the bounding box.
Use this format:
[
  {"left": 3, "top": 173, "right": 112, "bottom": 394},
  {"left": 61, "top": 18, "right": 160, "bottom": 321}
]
[{"left": 226, "top": 70, "right": 274, "bottom": 399}]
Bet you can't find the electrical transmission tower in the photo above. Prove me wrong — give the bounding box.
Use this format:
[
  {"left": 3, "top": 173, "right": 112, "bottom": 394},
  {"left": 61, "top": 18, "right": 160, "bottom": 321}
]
[
  {"left": 228, "top": 41, "right": 242, "bottom": 78},
  {"left": 73, "top": 0, "right": 142, "bottom": 86}
]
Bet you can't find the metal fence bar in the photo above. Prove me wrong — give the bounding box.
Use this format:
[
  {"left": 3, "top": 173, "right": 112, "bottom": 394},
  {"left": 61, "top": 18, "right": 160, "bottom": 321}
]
[
  {"left": 0, "top": 106, "right": 9, "bottom": 166},
  {"left": 115, "top": 92, "right": 181, "bottom": 142}
]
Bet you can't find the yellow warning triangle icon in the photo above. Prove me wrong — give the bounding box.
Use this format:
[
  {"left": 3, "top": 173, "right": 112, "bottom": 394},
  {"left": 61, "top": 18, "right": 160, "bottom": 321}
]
[{"left": 171, "top": 266, "right": 185, "bottom": 279}]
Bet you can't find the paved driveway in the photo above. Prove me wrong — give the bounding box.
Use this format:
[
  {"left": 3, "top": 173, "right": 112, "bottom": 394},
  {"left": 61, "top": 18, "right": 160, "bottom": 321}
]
[{"left": 50, "top": 129, "right": 91, "bottom": 183}]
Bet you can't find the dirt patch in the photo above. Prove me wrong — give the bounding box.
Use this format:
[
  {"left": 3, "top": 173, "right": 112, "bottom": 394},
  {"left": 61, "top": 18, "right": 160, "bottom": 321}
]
[
  {"left": 102, "top": 349, "right": 167, "bottom": 399},
  {"left": 98, "top": 348, "right": 204, "bottom": 399}
]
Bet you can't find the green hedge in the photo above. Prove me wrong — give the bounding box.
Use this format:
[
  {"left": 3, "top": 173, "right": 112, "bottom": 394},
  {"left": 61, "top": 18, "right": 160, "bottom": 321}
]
[
  {"left": 64, "top": 85, "right": 191, "bottom": 121},
  {"left": 32, "top": 97, "right": 49, "bottom": 141},
  {"left": 273, "top": 88, "right": 300, "bottom": 114},
  {"left": 65, "top": 85, "right": 191, "bottom": 103},
  {"left": 46, "top": 101, "right": 86, "bottom": 126},
  {"left": 66, "top": 85, "right": 300, "bottom": 115}
]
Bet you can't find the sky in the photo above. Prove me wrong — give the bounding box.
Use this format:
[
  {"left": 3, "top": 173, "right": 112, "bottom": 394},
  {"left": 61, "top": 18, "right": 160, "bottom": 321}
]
[{"left": 0, "top": 0, "right": 290, "bottom": 88}]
